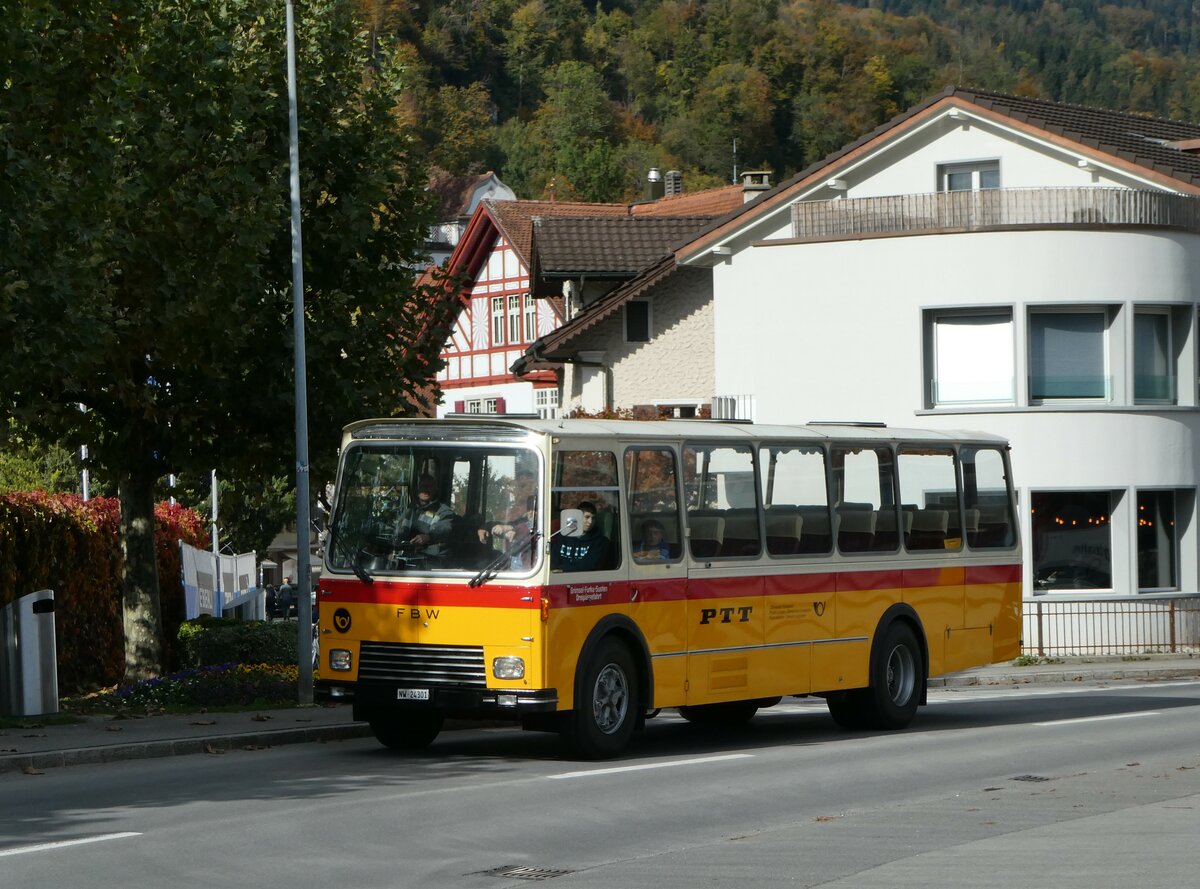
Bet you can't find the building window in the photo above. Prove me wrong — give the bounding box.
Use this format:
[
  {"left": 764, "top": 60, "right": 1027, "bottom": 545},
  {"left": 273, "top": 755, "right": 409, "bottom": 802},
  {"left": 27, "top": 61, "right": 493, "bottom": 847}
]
[
  {"left": 491, "top": 297, "right": 504, "bottom": 345},
  {"left": 1137, "top": 490, "right": 1177, "bottom": 591},
  {"left": 1134, "top": 310, "right": 1175, "bottom": 403},
  {"left": 1031, "top": 491, "right": 1112, "bottom": 592},
  {"left": 1029, "top": 309, "right": 1110, "bottom": 401},
  {"left": 524, "top": 294, "right": 536, "bottom": 342},
  {"left": 625, "top": 300, "right": 651, "bottom": 343},
  {"left": 465, "top": 397, "right": 499, "bottom": 414},
  {"left": 508, "top": 295, "right": 522, "bottom": 343},
  {"left": 938, "top": 161, "right": 1000, "bottom": 192},
  {"left": 928, "top": 311, "right": 1014, "bottom": 405},
  {"left": 535, "top": 387, "right": 559, "bottom": 419}
]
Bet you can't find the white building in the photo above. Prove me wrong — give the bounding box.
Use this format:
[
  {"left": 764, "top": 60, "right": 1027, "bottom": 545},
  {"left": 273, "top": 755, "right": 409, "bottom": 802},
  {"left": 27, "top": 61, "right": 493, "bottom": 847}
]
[{"left": 531, "top": 88, "right": 1200, "bottom": 647}]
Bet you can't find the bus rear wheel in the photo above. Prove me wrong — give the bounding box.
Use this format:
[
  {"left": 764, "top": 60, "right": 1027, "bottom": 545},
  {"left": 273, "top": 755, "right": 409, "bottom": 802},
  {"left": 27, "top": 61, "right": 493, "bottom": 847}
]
[
  {"left": 826, "top": 622, "right": 923, "bottom": 730},
  {"left": 563, "top": 638, "right": 638, "bottom": 759},
  {"left": 370, "top": 713, "right": 444, "bottom": 751}
]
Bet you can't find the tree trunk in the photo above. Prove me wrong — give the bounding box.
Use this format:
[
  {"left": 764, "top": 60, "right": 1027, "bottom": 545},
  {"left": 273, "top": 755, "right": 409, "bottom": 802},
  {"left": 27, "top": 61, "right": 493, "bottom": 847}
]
[{"left": 119, "top": 465, "right": 163, "bottom": 680}]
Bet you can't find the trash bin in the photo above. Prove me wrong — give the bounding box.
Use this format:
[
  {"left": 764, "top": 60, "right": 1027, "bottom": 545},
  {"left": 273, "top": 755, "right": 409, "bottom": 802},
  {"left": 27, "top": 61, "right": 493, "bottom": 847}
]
[{"left": 0, "top": 589, "right": 59, "bottom": 717}]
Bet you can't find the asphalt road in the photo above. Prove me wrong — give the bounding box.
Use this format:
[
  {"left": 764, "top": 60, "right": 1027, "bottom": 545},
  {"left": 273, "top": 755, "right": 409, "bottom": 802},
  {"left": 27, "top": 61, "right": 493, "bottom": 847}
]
[{"left": 3, "top": 678, "right": 1198, "bottom": 889}]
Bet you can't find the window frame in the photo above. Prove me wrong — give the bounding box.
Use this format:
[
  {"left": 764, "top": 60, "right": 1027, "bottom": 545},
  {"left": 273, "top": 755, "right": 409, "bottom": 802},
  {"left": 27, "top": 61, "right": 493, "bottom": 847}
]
[
  {"left": 937, "top": 160, "right": 1000, "bottom": 192},
  {"left": 1027, "top": 306, "right": 1113, "bottom": 403},
  {"left": 927, "top": 309, "right": 1016, "bottom": 407},
  {"left": 625, "top": 299, "right": 652, "bottom": 344},
  {"left": 491, "top": 296, "right": 505, "bottom": 346},
  {"left": 1133, "top": 307, "right": 1176, "bottom": 405}
]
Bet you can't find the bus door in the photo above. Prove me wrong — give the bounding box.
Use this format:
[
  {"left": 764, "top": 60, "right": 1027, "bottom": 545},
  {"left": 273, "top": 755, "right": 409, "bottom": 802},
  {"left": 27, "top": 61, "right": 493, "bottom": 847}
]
[
  {"left": 624, "top": 446, "right": 688, "bottom": 708},
  {"left": 682, "top": 442, "right": 766, "bottom": 705}
]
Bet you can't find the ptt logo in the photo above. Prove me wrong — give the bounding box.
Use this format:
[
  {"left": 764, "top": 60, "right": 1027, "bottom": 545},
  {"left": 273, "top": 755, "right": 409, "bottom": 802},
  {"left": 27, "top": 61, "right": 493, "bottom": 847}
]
[
  {"left": 699, "top": 606, "right": 753, "bottom": 624},
  {"left": 332, "top": 608, "right": 352, "bottom": 633}
]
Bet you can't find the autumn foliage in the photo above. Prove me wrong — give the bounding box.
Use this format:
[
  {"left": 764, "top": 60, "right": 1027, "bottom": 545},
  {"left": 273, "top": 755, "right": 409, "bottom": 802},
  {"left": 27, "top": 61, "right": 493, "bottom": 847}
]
[{"left": 0, "top": 493, "right": 207, "bottom": 692}]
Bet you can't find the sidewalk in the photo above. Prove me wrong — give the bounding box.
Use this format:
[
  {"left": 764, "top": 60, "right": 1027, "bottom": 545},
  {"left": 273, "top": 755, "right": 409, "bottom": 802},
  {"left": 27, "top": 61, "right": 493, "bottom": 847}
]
[{"left": 2, "top": 655, "right": 1197, "bottom": 775}]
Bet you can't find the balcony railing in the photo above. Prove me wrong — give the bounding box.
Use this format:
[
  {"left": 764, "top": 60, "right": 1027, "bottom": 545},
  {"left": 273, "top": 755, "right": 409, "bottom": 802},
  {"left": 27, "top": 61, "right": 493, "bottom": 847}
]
[
  {"left": 1023, "top": 593, "right": 1200, "bottom": 657},
  {"left": 791, "top": 188, "right": 1200, "bottom": 240}
]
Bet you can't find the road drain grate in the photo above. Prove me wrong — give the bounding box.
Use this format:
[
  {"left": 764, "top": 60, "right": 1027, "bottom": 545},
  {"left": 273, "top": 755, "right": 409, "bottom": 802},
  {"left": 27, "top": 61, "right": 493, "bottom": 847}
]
[
  {"left": 475, "top": 865, "right": 575, "bottom": 881},
  {"left": 1012, "top": 774, "right": 1051, "bottom": 782}
]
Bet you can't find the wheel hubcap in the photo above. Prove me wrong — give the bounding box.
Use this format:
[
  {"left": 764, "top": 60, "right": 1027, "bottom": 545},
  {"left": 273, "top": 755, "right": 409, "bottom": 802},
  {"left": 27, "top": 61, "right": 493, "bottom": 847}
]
[
  {"left": 593, "top": 663, "right": 629, "bottom": 734},
  {"left": 885, "top": 644, "right": 916, "bottom": 705}
]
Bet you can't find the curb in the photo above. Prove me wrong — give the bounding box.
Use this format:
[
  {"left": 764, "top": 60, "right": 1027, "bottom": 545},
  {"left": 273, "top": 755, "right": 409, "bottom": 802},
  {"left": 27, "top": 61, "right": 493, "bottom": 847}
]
[
  {"left": 932, "top": 666, "right": 1200, "bottom": 688},
  {"left": 0, "top": 722, "right": 373, "bottom": 775}
]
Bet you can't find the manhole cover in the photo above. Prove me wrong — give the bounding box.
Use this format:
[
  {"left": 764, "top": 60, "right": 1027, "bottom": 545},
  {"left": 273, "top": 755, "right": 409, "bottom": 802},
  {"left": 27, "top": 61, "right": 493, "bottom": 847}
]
[{"left": 475, "top": 865, "right": 575, "bottom": 882}]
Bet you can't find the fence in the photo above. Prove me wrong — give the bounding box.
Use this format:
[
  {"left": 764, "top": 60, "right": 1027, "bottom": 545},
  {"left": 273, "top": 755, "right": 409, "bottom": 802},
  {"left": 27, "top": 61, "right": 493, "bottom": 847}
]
[
  {"left": 1023, "top": 593, "right": 1200, "bottom": 657},
  {"left": 791, "top": 188, "right": 1200, "bottom": 241}
]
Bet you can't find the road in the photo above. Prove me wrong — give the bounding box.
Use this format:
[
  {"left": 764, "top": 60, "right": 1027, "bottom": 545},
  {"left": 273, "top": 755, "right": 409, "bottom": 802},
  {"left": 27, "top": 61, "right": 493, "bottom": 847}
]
[{"left": 3, "top": 679, "right": 1198, "bottom": 889}]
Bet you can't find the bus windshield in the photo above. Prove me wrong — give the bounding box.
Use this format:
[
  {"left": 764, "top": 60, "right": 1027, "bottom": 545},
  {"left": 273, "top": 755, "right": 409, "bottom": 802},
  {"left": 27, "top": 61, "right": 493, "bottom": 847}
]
[{"left": 327, "top": 442, "right": 542, "bottom": 576}]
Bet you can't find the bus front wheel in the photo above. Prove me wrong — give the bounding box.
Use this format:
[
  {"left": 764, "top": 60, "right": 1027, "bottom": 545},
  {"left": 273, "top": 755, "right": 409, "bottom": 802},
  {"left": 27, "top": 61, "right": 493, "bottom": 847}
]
[
  {"left": 370, "top": 712, "right": 444, "bottom": 751},
  {"left": 563, "top": 638, "right": 638, "bottom": 759}
]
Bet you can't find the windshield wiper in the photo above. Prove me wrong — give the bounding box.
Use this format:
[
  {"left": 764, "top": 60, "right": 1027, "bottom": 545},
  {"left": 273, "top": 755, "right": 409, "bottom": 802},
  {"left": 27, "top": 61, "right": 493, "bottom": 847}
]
[
  {"left": 469, "top": 529, "right": 540, "bottom": 589},
  {"left": 331, "top": 529, "right": 374, "bottom": 584}
]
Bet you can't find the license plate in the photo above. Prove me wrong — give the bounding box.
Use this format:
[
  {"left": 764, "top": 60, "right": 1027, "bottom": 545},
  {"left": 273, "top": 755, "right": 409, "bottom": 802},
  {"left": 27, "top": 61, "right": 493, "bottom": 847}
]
[{"left": 396, "top": 688, "right": 430, "bottom": 701}]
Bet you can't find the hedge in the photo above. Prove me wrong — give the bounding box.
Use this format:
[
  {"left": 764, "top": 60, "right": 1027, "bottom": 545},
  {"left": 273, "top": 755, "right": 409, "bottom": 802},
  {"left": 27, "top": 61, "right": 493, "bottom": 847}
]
[{"left": 0, "top": 492, "right": 208, "bottom": 691}]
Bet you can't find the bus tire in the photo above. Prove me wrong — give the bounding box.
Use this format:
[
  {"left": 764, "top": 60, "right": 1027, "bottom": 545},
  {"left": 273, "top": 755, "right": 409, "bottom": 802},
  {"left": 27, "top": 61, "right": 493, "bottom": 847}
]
[
  {"left": 678, "top": 701, "right": 760, "bottom": 725},
  {"left": 563, "top": 638, "right": 638, "bottom": 759},
  {"left": 826, "top": 622, "right": 923, "bottom": 730},
  {"left": 370, "top": 713, "right": 443, "bottom": 751}
]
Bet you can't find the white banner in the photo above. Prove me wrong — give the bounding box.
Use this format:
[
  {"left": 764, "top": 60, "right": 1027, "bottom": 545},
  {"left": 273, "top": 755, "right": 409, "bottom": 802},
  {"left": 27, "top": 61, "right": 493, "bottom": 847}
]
[{"left": 179, "top": 543, "right": 260, "bottom": 619}]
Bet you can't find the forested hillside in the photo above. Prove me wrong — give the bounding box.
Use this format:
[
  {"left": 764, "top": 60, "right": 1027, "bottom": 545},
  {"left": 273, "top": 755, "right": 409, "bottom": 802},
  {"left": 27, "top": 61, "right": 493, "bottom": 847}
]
[{"left": 358, "top": 0, "right": 1200, "bottom": 201}]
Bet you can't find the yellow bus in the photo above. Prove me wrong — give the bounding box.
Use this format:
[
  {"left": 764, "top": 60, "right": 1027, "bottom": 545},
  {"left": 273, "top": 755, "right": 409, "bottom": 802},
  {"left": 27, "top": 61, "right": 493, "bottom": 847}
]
[{"left": 317, "top": 418, "right": 1021, "bottom": 758}]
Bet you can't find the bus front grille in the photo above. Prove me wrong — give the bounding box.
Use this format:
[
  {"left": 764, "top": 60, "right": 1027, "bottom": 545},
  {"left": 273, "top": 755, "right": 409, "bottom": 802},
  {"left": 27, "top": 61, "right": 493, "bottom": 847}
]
[{"left": 358, "top": 642, "right": 487, "bottom": 687}]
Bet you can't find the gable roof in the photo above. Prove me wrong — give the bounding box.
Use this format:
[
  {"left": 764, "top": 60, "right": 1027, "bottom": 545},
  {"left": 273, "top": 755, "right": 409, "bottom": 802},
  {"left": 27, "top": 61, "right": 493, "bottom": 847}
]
[
  {"left": 534, "top": 216, "right": 722, "bottom": 277},
  {"left": 677, "top": 85, "right": 1200, "bottom": 264},
  {"left": 485, "top": 199, "right": 628, "bottom": 270}
]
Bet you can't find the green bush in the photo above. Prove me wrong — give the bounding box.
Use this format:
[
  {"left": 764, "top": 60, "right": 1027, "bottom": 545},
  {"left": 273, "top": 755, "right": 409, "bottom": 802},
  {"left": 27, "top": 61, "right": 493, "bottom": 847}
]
[{"left": 178, "top": 616, "right": 299, "bottom": 667}]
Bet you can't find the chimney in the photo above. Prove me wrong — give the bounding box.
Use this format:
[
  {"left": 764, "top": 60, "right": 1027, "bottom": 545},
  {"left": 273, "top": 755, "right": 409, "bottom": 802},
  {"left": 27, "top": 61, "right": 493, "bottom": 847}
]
[
  {"left": 741, "top": 170, "right": 772, "bottom": 203},
  {"left": 665, "top": 170, "right": 683, "bottom": 196},
  {"left": 645, "top": 168, "right": 664, "bottom": 200}
]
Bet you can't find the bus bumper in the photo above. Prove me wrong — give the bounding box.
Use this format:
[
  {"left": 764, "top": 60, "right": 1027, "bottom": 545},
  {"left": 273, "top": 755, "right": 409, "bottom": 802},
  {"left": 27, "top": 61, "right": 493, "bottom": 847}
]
[{"left": 332, "top": 681, "right": 559, "bottom": 720}]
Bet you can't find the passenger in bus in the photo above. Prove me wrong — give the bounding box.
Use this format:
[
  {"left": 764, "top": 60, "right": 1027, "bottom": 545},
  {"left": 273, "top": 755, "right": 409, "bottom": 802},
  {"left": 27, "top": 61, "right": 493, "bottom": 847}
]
[
  {"left": 633, "top": 518, "right": 670, "bottom": 562},
  {"left": 400, "top": 476, "right": 455, "bottom": 550},
  {"left": 553, "top": 500, "right": 608, "bottom": 572},
  {"left": 492, "top": 495, "right": 537, "bottom": 569}
]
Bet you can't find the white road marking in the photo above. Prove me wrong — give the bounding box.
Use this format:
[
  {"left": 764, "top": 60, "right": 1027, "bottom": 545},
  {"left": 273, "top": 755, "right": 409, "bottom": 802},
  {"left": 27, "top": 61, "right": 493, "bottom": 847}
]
[
  {"left": 549, "top": 753, "right": 753, "bottom": 780},
  {"left": 0, "top": 832, "right": 142, "bottom": 858},
  {"left": 1034, "top": 711, "right": 1162, "bottom": 727}
]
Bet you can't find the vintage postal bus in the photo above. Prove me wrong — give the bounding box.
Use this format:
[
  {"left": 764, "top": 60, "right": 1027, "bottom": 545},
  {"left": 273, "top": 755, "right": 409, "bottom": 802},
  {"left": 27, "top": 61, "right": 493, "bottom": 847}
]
[{"left": 316, "top": 418, "right": 1021, "bottom": 758}]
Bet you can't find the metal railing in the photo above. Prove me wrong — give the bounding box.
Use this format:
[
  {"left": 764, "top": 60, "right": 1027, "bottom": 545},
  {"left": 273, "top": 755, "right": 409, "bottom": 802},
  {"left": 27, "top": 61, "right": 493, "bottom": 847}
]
[
  {"left": 1023, "top": 593, "right": 1200, "bottom": 657},
  {"left": 792, "top": 188, "right": 1200, "bottom": 240}
]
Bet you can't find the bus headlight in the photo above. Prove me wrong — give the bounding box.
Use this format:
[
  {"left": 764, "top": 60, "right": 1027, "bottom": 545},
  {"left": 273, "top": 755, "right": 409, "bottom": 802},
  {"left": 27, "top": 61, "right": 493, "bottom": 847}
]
[
  {"left": 492, "top": 656, "right": 525, "bottom": 679},
  {"left": 329, "top": 649, "right": 353, "bottom": 672}
]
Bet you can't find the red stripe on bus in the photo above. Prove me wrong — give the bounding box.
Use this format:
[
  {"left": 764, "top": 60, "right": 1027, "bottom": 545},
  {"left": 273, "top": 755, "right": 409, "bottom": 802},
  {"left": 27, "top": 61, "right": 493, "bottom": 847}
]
[
  {"left": 319, "top": 577, "right": 536, "bottom": 609},
  {"left": 965, "top": 563, "right": 1022, "bottom": 584},
  {"left": 836, "top": 569, "right": 904, "bottom": 591},
  {"left": 764, "top": 573, "right": 837, "bottom": 596}
]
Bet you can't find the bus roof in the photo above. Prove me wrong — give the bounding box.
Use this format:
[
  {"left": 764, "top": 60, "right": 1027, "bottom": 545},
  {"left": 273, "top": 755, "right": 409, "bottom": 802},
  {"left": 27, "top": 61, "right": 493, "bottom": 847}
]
[{"left": 343, "top": 417, "right": 1010, "bottom": 447}]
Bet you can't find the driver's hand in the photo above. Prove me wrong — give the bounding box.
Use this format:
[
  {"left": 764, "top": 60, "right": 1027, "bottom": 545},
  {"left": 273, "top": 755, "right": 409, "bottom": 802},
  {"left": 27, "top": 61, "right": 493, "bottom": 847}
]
[{"left": 410, "top": 533, "right": 431, "bottom": 545}]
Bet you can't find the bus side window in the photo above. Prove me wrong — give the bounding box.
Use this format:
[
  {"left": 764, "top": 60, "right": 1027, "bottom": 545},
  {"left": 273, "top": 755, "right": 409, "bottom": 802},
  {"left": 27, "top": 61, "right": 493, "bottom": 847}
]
[
  {"left": 962, "top": 447, "right": 1017, "bottom": 548},
  {"left": 625, "top": 447, "right": 682, "bottom": 563},
  {"left": 552, "top": 450, "right": 623, "bottom": 572},
  {"left": 684, "top": 443, "right": 761, "bottom": 559}
]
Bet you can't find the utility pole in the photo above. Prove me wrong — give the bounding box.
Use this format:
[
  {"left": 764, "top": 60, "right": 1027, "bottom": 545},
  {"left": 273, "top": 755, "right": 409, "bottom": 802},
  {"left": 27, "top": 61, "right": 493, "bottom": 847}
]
[{"left": 286, "top": 0, "right": 314, "bottom": 704}]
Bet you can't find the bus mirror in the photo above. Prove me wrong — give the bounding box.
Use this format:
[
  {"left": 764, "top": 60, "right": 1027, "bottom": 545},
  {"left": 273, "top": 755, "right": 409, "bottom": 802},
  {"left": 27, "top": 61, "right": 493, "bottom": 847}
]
[{"left": 559, "top": 509, "right": 583, "bottom": 538}]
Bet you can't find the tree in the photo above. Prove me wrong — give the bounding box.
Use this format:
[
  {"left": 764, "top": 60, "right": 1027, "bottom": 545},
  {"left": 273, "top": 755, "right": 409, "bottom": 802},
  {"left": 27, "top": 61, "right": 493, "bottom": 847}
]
[{"left": 0, "top": 1, "right": 457, "bottom": 678}]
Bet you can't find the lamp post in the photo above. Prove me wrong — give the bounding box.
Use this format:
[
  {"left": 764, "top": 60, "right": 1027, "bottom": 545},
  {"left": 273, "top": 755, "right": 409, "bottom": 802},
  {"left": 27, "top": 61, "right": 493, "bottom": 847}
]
[{"left": 286, "top": 0, "right": 313, "bottom": 704}]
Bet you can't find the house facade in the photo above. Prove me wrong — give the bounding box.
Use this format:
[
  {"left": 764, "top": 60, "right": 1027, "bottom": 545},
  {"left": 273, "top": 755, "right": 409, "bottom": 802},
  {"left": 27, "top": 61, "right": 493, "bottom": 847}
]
[
  {"left": 531, "top": 88, "right": 1200, "bottom": 649},
  {"left": 439, "top": 184, "right": 746, "bottom": 419}
]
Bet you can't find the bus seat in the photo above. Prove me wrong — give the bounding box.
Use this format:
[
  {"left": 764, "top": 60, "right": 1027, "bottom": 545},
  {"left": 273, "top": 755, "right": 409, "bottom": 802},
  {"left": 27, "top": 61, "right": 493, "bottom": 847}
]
[
  {"left": 837, "top": 508, "right": 877, "bottom": 552},
  {"left": 688, "top": 515, "right": 725, "bottom": 559},
  {"left": 766, "top": 512, "right": 804, "bottom": 555},
  {"left": 873, "top": 508, "right": 911, "bottom": 550},
  {"left": 796, "top": 507, "right": 832, "bottom": 554},
  {"left": 720, "top": 510, "right": 761, "bottom": 557},
  {"left": 906, "top": 509, "right": 949, "bottom": 550}
]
